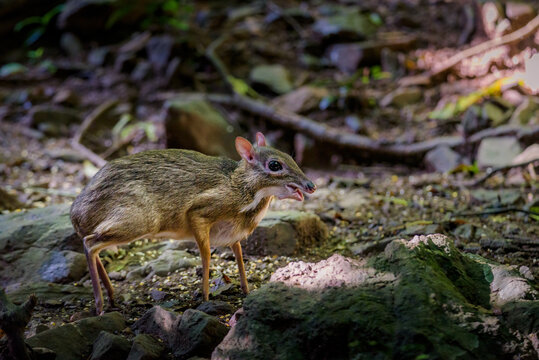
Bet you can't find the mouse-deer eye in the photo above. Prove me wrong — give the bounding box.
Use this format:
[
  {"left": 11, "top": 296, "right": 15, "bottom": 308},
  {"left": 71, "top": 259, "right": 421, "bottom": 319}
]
[{"left": 268, "top": 160, "right": 283, "bottom": 172}]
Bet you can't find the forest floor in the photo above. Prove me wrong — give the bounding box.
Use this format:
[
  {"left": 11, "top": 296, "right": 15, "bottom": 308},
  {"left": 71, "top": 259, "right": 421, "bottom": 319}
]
[{"left": 0, "top": 0, "right": 538, "bottom": 347}]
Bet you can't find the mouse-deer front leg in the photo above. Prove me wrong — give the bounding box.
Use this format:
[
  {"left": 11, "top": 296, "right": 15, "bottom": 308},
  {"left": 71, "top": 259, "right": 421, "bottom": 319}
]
[
  {"left": 190, "top": 217, "right": 211, "bottom": 301},
  {"left": 231, "top": 241, "right": 249, "bottom": 295}
]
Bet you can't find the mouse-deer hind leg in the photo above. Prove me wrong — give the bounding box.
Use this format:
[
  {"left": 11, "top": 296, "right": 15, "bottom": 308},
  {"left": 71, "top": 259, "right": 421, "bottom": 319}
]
[
  {"left": 83, "top": 235, "right": 104, "bottom": 315},
  {"left": 96, "top": 256, "right": 115, "bottom": 308}
]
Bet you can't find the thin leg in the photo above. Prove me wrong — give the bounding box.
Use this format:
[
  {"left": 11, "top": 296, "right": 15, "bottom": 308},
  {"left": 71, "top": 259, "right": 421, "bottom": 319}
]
[
  {"left": 83, "top": 237, "right": 104, "bottom": 315},
  {"left": 96, "top": 256, "right": 115, "bottom": 308},
  {"left": 190, "top": 221, "right": 211, "bottom": 301},
  {"left": 231, "top": 241, "right": 249, "bottom": 295}
]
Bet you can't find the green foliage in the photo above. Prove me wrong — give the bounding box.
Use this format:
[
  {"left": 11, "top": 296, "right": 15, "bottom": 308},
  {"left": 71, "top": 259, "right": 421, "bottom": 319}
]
[
  {"left": 14, "top": 4, "right": 65, "bottom": 46},
  {"left": 108, "top": 0, "right": 193, "bottom": 30},
  {"left": 0, "top": 63, "right": 28, "bottom": 77}
]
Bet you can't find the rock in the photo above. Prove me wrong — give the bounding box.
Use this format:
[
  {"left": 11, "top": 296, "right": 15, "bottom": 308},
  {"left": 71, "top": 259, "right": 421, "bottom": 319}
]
[
  {"left": 171, "top": 309, "right": 229, "bottom": 360},
  {"left": 196, "top": 300, "right": 234, "bottom": 316},
  {"left": 127, "top": 334, "right": 165, "bottom": 360},
  {"left": 243, "top": 211, "right": 328, "bottom": 256},
  {"left": 6, "top": 282, "right": 92, "bottom": 304},
  {"left": 144, "top": 249, "right": 199, "bottom": 277},
  {"left": 90, "top": 331, "right": 131, "bottom": 360},
  {"left": 470, "top": 188, "right": 522, "bottom": 206},
  {"left": 88, "top": 47, "right": 112, "bottom": 67},
  {"left": 27, "top": 312, "right": 125, "bottom": 360},
  {"left": 39, "top": 250, "right": 87, "bottom": 283},
  {"left": 270, "top": 86, "right": 329, "bottom": 114},
  {"left": 29, "top": 105, "right": 82, "bottom": 136},
  {"left": 476, "top": 136, "right": 522, "bottom": 168},
  {"left": 380, "top": 87, "right": 422, "bottom": 108},
  {"left": 488, "top": 265, "right": 536, "bottom": 306},
  {"left": 312, "top": 9, "right": 378, "bottom": 40},
  {"left": 60, "top": 32, "right": 83, "bottom": 59},
  {"left": 325, "top": 33, "right": 416, "bottom": 73},
  {"left": 53, "top": 89, "right": 80, "bottom": 107},
  {"left": 424, "top": 145, "right": 462, "bottom": 173},
  {"left": 131, "top": 306, "right": 179, "bottom": 345},
  {"left": 249, "top": 65, "right": 293, "bottom": 94},
  {"left": 0, "top": 204, "right": 83, "bottom": 288},
  {"left": 0, "top": 187, "right": 24, "bottom": 211},
  {"left": 131, "top": 60, "right": 152, "bottom": 82},
  {"left": 505, "top": 2, "right": 536, "bottom": 30},
  {"left": 509, "top": 96, "right": 539, "bottom": 125},
  {"left": 344, "top": 115, "right": 363, "bottom": 133},
  {"left": 213, "top": 235, "right": 538, "bottom": 359},
  {"left": 146, "top": 34, "right": 175, "bottom": 73},
  {"left": 165, "top": 99, "right": 239, "bottom": 158},
  {"left": 325, "top": 43, "right": 363, "bottom": 73}
]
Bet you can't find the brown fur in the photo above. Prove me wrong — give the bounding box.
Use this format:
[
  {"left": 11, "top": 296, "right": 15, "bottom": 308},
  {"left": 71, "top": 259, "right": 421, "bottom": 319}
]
[{"left": 70, "top": 134, "right": 315, "bottom": 314}]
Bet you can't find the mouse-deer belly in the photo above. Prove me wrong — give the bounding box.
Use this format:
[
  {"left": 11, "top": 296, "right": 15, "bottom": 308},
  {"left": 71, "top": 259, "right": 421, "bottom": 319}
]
[{"left": 210, "top": 221, "right": 251, "bottom": 247}]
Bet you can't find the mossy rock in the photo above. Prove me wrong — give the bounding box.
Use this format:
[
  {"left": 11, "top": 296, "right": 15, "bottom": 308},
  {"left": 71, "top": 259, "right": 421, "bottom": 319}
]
[{"left": 214, "top": 235, "right": 538, "bottom": 360}]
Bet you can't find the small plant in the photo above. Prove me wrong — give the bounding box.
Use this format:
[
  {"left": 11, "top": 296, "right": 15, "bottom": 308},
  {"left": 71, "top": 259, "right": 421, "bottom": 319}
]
[{"left": 14, "top": 4, "right": 65, "bottom": 46}]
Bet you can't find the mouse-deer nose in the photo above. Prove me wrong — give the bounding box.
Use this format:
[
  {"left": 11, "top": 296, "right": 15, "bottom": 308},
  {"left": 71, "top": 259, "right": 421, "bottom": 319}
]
[{"left": 304, "top": 181, "right": 316, "bottom": 193}]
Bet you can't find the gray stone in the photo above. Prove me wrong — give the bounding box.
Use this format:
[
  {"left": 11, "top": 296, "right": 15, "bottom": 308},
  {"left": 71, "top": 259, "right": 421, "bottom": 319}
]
[
  {"left": 131, "top": 60, "right": 152, "bottom": 82},
  {"left": 509, "top": 97, "right": 539, "bottom": 125},
  {"left": 213, "top": 235, "right": 538, "bottom": 359},
  {"left": 0, "top": 204, "right": 83, "bottom": 288},
  {"left": 27, "top": 312, "right": 126, "bottom": 360},
  {"left": 88, "top": 47, "right": 111, "bottom": 67},
  {"left": 6, "top": 282, "right": 92, "bottom": 304},
  {"left": 165, "top": 99, "right": 239, "bottom": 159},
  {"left": 380, "top": 87, "right": 422, "bottom": 108},
  {"left": 146, "top": 34, "right": 175, "bottom": 73},
  {"left": 424, "top": 145, "right": 461, "bottom": 173},
  {"left": 488, "top": 265, "right": 536, "bottom": 306},
  {"left": 476, "top": 136, "right": 522, "bottom": 167},
  {"left": 127, "top": 334, "right": 165, "bottom": 360},
  {"left": 90, "top": 331, "right": 131, "bottom": 360},
  {"left": 171, "top": 309, "right": 229, "bottom": 360},
  {"left": 131, "top": 306, "right": 179, "bottom": 345},
  {"left": 39, "top": 250, "right": 87, "bottom": 283},
  {"left": 243, "top": 211, "right": 328, "bottom": 256},
  {"left": 196, "top": 300, "right": 234, "bottom": 316},
  {"left": 250, "top": 64, "right": 293, "bottom": 94},
  {"left": 60, "top": 32, "right": 83, "bottom": 59},
  {"left": 326, "top": 43, "right": 363, "bottom": 73},
  {"left": 270, "top": 86, "right": 329, "bottom": 114},
  {"left": 144, "top": 249, "right": 199, "bottom": 277}
]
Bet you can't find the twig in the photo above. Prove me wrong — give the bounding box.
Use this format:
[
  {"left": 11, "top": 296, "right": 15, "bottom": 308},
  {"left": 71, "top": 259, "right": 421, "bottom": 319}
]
[
  {"left": 400, "top": 14, "right": 539, "bottom": 85},
  {"left": 72, "top": 100, "right": 118, "bottom": 168},
  {"left": 470, "top": 158, "right": 539, "bottom": 186},
  {"left": 71, "top": 141, "right": 107, "bottom": 168},
  {"left": 0, "top": 289, "right": 37, "bottom": 360},
  {"left": 149, "top": 91, "right": 539, "bottom": 161},
  {"left": 205, "top": 33, "right": 260, "bottom": 98},
  {"left": 451, "top": 207, "right": 539, "bottom": 217},
  {"left": 266, "top": 1, "right": 307, "bottom": 39}
]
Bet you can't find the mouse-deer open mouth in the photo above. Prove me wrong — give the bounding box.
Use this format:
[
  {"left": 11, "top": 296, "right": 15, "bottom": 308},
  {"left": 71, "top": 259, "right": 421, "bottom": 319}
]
[{"left": 286, "top": 184, "right": 304, "bottom": 201}]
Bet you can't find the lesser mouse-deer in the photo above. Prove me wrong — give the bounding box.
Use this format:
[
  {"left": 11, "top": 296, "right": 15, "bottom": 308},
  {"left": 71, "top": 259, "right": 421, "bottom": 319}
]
[{"left": 70, "top": 132, "right": 316, "bottom": 315}]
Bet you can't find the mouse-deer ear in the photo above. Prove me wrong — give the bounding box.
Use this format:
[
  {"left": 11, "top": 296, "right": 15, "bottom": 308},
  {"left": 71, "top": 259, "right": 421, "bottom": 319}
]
[
  {"left": 255, "top": 132, "right": 267, "bottom": 147},
  {"left": 235, "top": 137, "right": 256, "bottom": 164}
]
